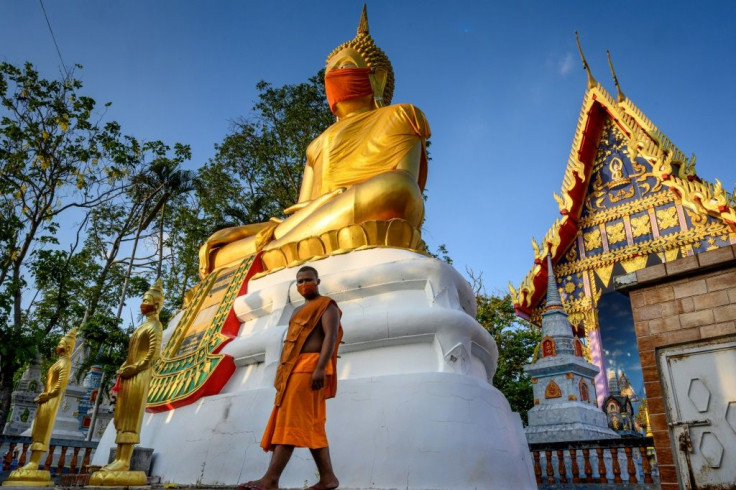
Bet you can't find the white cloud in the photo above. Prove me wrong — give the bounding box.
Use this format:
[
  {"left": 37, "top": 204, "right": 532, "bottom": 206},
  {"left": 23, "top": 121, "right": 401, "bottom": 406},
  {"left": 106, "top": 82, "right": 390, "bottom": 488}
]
[{"left": 558, "top": 52, "right": 574, "bottom": 76}]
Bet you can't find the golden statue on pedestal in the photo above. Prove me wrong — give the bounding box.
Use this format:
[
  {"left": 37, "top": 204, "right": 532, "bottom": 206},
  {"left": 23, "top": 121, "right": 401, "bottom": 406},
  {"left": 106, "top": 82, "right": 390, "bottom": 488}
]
[
  {"left": 88, "top": 280, "right": 164, "bottom": 487},
  {"left": 3, "top": 329, "right": 76, "bottom": 487},
  {"left": 199, "top": 5, "right": 431, "bottom": 277}
]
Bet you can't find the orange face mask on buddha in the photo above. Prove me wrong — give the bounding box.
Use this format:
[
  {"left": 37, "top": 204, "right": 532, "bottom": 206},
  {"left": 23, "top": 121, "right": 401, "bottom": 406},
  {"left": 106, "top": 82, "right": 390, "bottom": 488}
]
[
  {"left": 324, "top": 67, "right": 373, "bottom": 114},
  {"left": 297, "top": 283, "right": 319, "bottom": 299}
]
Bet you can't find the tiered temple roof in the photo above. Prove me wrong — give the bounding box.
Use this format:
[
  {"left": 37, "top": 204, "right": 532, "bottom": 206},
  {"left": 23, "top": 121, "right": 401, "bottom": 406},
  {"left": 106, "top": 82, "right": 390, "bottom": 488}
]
[{"left": 510, "top": 48, "right": 736, "bottom": 324}]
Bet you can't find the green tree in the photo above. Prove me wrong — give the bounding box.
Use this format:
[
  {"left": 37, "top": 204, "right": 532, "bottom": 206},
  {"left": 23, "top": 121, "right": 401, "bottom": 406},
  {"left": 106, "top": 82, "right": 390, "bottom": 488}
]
[
  {"left": 127, "top": 142, "right": 193, "bottom": 279},
  {"left": 0, "top": 62, "right": 136, "bottom": 430},
  {"left": 161, "top": 72, "right": 333, "bottom": 312},
  {"left": 0, "top": 62, "right": 191, "bottom": 432},
  {"left": 472, "top": 277, "right": 540, "bottom": 425},
  {"left": 160, "top": 197, "right": 209, "bottom": 311},
  {"left": 197, "top": 71, "right": 333, "bottom": 229},
  {"left": 72, "top": 142, "right": 191, "bottom": 409}
]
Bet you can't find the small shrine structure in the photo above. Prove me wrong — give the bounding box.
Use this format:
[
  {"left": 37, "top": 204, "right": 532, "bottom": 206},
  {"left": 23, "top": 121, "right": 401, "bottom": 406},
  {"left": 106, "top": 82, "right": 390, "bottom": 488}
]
[
  {"left": 3, "top": 356, "right": 43, "bottom": 436},
  {"left": 602, "top": 370, "right": 640, "bottom": 437},
  {"left": 524, "top": 256, "right": 617, "bottom": 443}
]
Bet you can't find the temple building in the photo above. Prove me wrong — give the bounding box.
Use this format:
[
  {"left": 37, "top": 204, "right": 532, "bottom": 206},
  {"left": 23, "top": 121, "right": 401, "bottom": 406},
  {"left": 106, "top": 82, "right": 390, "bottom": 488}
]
[
  {"left": 602, "top": 370, "right": 640, "bottom": 437},
  {"left": 511, "top": 44, "right": 736, "bottom": 410}
]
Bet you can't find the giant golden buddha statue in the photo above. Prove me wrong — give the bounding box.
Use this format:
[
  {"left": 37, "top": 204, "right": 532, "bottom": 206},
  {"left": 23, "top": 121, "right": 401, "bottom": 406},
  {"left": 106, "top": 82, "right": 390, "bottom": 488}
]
[
  {"left": 3, "top": 329, "right": 75, "bottom": 487},
  {"left": 199, "top": 5, "right": 430, "bottom": 277}
]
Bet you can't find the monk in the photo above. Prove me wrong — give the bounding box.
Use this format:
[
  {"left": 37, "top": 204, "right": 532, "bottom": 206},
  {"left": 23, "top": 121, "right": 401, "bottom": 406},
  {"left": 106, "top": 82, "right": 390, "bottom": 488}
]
[{"left": 241, "top": 266, "right": 343, "bottom": 490}]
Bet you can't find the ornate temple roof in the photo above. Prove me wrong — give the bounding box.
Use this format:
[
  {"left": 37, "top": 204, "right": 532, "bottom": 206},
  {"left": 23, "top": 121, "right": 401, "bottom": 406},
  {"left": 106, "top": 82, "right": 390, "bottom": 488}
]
[{"left": 511, "top": 52, "right": 736, "bottom": 322}]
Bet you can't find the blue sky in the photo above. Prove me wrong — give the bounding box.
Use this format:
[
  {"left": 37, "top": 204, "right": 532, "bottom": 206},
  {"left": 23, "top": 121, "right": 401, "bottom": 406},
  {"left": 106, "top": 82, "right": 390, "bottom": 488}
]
[{"left": 2, "top": 1, "right": 735, "bottom": 295}]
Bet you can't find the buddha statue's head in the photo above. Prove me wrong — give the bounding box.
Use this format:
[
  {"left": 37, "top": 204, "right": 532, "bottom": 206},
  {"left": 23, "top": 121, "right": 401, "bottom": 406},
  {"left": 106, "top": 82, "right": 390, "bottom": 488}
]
[
  {"left": 325, "top": 5, "right": 394, "bottom": 117},
  {"left": 141, "top": 279, "right": 165, "bottom": 316},
  {"left": 57, "top": 328, "right": 76, "bottom": 356}
]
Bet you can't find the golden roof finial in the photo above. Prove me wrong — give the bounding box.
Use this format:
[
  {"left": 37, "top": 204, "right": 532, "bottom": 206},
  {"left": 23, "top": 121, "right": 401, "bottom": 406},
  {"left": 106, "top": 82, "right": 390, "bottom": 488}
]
[
  {"left": 606, "top": 50, "right": 626, "bottom": 103},
  {"left": 575, "top": 31, "right": 597, "bottom": 90},
  {"left": 358, "top": 3, "right": 369, "bottom": 36}
]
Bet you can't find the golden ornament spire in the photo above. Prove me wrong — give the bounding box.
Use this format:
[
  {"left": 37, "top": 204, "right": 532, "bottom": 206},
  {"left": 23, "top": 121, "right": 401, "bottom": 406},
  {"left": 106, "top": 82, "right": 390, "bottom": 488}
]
[
  {"left": 150, "top": 277, "right": 164, "bottom": 296},
  {"left": 606, "top": 50, "right": 626, "bottom": 103},
  {"left": 326, "top": 4, "right": 394, "bottom": 105},
  {"left": 62, "top": 327, "right": 77, "bottom": 351},
  {"left": 575, "top": 31, "right": 597, "bottom": 90},
  {"left": 358, "top": 3, "right": 369, "bottom": 35},
  {"left": 146, "top": 278, "right": 165, "bottom": 312}
]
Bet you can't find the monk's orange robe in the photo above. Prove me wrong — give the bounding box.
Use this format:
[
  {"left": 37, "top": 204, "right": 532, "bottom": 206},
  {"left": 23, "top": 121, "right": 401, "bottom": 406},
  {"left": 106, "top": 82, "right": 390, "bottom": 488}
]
[{"left": 261, "top": 295, "right": 343, "bottom": 451}]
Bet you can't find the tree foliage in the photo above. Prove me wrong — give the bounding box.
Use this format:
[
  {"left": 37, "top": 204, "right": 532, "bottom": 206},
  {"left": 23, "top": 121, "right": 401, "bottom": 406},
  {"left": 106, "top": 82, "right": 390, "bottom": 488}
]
[
  {"left": 472, "top": 278, "right": 541, "bottom": 425},
  {"left": 0, "top": 62, "right": 191, "bottom": 431},
  {"left": 196, "top": 71, "right": 333, "bottom": 229},
  {"left": 161, "top": 72, "right": 333, "bottom": 312}
]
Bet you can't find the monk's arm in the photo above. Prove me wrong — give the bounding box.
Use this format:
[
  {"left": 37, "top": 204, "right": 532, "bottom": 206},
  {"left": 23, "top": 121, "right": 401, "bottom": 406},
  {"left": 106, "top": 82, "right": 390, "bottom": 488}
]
[{"left": 311, "top": 303, "right": 340, "bottom": 390}]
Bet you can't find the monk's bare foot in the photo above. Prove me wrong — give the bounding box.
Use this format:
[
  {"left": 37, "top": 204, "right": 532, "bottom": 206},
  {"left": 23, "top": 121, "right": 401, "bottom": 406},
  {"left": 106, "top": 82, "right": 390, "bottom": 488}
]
[
  {"left": 238, "top": 478, "right": 277, "bottom": 490},
  {"left": 308, "top": 477, "right": 339, "bottom": 490}
]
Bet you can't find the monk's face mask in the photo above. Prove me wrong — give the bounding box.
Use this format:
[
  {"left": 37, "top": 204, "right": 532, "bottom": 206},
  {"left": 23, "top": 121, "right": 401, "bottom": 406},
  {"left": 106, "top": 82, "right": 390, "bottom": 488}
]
[{"left": 297, "top": 282, "right": 319, "bottom": 299}]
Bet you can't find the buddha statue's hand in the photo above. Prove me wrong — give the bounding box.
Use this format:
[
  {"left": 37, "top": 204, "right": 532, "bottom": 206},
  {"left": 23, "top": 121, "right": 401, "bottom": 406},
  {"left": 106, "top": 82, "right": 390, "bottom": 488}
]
[
  {"left": 117, "top": 364, "right": 138, "bottom": 379},
  {"left": 35, "top": 392, "right": 50, "bottom": 403},
  {"left": 283, "top": 202, "right": 309, "bottom": 215}
]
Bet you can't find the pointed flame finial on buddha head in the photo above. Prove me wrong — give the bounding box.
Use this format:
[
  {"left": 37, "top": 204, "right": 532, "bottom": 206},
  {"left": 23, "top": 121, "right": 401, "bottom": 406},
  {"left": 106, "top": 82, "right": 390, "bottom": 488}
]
[
  {"left": 143, "top": 278, "right": 165, "bottom": 314},
  {"left": 326, "top": 4, "right": 394, "bottom": 108}
]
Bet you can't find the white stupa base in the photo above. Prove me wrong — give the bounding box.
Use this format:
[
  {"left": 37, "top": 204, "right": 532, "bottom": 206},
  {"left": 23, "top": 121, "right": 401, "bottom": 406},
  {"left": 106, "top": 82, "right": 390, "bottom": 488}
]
[
  {"left": 93, "top": 249, "right": 536, "bottom": 489},
  {"left": 525, "top": 402, "right": 619, "bottom": 443}
]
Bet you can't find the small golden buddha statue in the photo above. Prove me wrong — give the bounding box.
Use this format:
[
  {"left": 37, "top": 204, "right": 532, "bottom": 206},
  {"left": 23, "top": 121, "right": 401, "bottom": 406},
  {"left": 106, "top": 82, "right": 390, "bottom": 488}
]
[
  {"left": 3, "top": 329, "right": 76, "bottom": 487},
  {"left": 199, "top": 5, "right": 430, "bottom": 277},
  {"left": 89, "top": 280, "right": 164, "bottom": 487},
  {"left": 608, "top": 157, "right": 630, "bottom": 188}
]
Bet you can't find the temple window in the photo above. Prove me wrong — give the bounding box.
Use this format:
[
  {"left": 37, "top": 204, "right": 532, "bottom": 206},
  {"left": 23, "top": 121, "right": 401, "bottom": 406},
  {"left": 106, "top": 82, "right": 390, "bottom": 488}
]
[{"left": 541, "top": 336, "right": 556, "bottom": 358}]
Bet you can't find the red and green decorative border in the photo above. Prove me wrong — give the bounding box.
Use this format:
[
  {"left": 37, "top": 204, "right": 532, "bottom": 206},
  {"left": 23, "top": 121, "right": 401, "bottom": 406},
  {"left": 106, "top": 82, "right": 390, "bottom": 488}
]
[{"left": 146, "top": 253, "right": 263, "bottom": 412}]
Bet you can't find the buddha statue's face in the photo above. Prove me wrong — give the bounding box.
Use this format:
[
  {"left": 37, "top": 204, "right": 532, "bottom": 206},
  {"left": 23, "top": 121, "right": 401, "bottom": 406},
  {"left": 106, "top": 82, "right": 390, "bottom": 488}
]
[
  {"left": 326, "top": 47, "right": 367, "bottom": 71},
  {"left": 141, "top": 292, "right": 160, "bottom": 315},
  {"left": 56, "top": 338, "right": 70, "bottom": 355},
  {"left": 326, "top": 47, "right": 388, "bottom": 117}
]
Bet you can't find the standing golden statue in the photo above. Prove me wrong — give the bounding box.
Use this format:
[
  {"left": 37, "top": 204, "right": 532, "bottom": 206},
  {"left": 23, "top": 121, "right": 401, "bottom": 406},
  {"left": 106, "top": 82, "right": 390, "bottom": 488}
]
[
  {"left": 3, "top": 329, "right": 76, "bottom": 487},
  {"left": 89, "top": 280, "right": 164, "bottom": 487},
  {"left": 199, "top": 4, "right": 431, "bottom": 277}
]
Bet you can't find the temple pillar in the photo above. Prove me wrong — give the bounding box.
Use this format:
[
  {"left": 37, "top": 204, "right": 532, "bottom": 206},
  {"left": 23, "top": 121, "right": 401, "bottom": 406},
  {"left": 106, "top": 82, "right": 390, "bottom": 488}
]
[{"left": 586, "top": 326, "right": 609, "bottom": 406}]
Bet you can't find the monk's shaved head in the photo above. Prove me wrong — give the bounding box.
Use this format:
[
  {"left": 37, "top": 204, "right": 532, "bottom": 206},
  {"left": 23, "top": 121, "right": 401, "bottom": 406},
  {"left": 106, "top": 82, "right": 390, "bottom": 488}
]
[{"left": 297, "top": 266, "right": 319, "bottom": 279}]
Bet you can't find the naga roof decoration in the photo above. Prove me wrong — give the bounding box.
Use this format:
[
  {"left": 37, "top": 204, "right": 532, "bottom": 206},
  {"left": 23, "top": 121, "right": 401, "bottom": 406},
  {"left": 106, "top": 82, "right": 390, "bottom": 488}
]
[{"left": 511, "top": 65, "right": 736, "bottom": 322}]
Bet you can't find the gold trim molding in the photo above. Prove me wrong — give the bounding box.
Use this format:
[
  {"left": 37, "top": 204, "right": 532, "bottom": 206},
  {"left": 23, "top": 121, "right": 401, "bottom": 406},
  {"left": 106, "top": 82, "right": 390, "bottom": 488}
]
[{"left": 259, "top": 219, "right": 425, "bottom": 274}]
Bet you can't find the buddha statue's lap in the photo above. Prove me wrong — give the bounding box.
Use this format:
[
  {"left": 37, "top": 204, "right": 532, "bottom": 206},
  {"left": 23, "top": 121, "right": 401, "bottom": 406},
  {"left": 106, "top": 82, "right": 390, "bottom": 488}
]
[{"left": 199, "top": 8, "right": 430, "bottom": 277}]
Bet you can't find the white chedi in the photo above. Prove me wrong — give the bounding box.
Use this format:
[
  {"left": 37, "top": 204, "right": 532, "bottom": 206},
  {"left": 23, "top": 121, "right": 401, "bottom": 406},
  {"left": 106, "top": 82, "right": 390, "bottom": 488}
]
[{"left": 93, "top": 248, "right": 536, "bottom": 489}]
